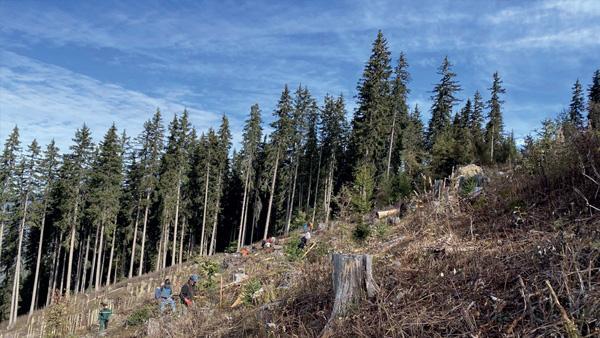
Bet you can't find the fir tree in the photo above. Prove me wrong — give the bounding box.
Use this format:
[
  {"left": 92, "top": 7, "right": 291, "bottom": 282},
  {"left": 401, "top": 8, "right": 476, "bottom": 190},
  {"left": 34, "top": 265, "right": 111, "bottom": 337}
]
[
  {"left": 0, "top": 126, "right": 21, "bottom": 282},
  {"left": 386, "top": 52, "right": 410, "bottom": 179},
  {"left": 568, "top": 79, "right": 585, "bottom": 129},
  {"left": 428, "top": 57, "right": 461, "bottom": 151},
  {"left": 401, "top": 105, "right": 425, "bottom": 177},
  {"left": 470, "top": 91, "right": 486, "bottom": 162},
  {"left": 236, "top": 104, "right": 262, "bottom": 251},
  {"left": 350, "top": 30, "right": 392, "bottom": 174},
  {"left": 588, "top": 69, "right": 600, "bottom": 129},
  {"left": 485, "top": 72, "right": 506, "bottom": 163}
]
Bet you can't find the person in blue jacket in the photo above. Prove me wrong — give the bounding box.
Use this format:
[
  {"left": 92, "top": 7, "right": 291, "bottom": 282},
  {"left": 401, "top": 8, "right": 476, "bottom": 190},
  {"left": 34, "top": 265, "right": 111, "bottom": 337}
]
[{"left": 158, "top": 279, "right": 176, "bottom": 313}]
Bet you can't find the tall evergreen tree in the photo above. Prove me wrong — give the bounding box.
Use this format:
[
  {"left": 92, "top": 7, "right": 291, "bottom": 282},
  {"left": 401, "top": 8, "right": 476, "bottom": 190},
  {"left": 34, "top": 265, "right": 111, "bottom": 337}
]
[
  {"left": 236, "top": 104, "right": 262, "bottom": 251},
  {"left": 428, "top": 57, "right": 461, "bottom": 149},
  {"left": 8, "top": 140, "right": 41, "bottom": 327},
  {"left": 29, "top": 140, "right": 60, "bottom": 316},
  {"left": 588, "top": 69, "right": 600, "bottom": 129},
  {"left": 263, "top": 85, "right": 293, "bottom": 240},
  {"left": 349, "top": 30, "right": 392, "bottom": 175},
  {"left": 386, "top": 52, "right": 410, "bottom": 179},
  {"left": 0, "top": 126, "right": 21, "bottom": 280},
  {"left": 568, "top": 79, "right": 585, "bottom": 129},
  {"left": 470, "top": 91, "right": 486, "bottom": 163},
  {"left": 137, "top": 109, "right": 164, "bottom": 276},
  {"left": 401, "top": 105, "right": 425, "bottom": 177},
  {"left": 485, "top": 72, "right": 506, "bottom": 163}
]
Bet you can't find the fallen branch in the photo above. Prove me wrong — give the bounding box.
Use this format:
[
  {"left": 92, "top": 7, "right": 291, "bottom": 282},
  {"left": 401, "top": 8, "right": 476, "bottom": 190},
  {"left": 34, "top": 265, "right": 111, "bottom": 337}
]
[{"left": 545, "top": 280, "right": 580, "bottom": 338}]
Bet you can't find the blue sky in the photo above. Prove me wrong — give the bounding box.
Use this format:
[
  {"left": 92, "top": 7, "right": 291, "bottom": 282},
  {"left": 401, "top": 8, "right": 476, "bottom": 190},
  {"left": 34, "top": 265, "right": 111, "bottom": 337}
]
[{"left": 1, "top": 0, "right": 599, "bottom": 152}]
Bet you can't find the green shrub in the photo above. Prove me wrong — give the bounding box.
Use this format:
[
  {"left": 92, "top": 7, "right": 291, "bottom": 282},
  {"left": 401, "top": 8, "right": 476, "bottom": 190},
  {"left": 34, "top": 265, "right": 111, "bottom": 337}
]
[
  {"left": 353, "top": 222, "right": 371, "bottom": 241},
  {"left": 196, "top": 259, "right": 220, "bottom": 289},
  {"left": 284, "top": 236, "right": 304, "bottom": 261},
  {"left": 126, "top": 304, "right": 156, "bottom": 326},
  {"left": 460, "top": 176, "right": 477, "bottom": 197},
  {"left": 241, "top": 278, "right": 262, "bottom": 305},
  {"left": 225, "top": 240, "right": 238, "bottom": 253},
  {"left": 44, "top": 300, "right": 69, "bottom": 337},
  {"left": 373, "top": 221, "right": 390, "bottom": 238}
]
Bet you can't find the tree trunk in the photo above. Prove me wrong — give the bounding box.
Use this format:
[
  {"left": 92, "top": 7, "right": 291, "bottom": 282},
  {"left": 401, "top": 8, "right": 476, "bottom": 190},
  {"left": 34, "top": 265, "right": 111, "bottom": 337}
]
[
  {"left": 171, "top": 178, "right": 181, "bottom": 266},
  {"left": 0, "top": 203, "right": 7, "bottom": 286},
  {"left": 306, "top": 160, "right": 313, "bottom": 212},
  {"left": 79, "top": 231, "right": 91, "bottom": 293},
  {"left": 385, "top": 110, "right": 398, "bottom": 180},
  {"left": 237, "top": 167, "right": 251, "bottom": 251},
  {"left": 285, "top": 158, "right": 299, "bottom": 235},
  {"left": 73, "top": 228, "right": 84, "bottom": 294},
  {"left": 88, "top": 225, "right": 100, "bottom": 290},
  {"left": 9, "top": 192, "right": 30, "bottom": 327},
  {"left": 138, "top": 191, "right": 151, "bottom": 277},
  {"left": 129, "top": 197, "right": 142, "bottom": 279},
  {"left": 324, "top": 161, "right": 335, "bottom": 226},
  {"left": 240, "top": 189, "right": 251, "bottom": 248},
  {"left": 178, "top": 218, "right": 185, "bottom": 265},
  {"left": 321, "top": 254, "right": 379, "bottom": 337},
  {"left": 200, "top": 160, "right": 211, "bottom": 256},
  {"left": 162, "top": 218, "right": 170, "bottom": 270},
  {"left": 29, "top": 200, "right": 49, "bottom": 317},
  {"left": 65, "top": 195, "right": 80, "bottom": 296},
  {"left": 106, "top": 226, "right": 116, "bottom": 287},
  {"left": 209, "top": 174, "right": 222, "bottom": 256},
  {"left": 263, "top": 148, "right": 280, "bottom": 241},
  {"left": 311, "top": 148, "right": 323, "bottom": 224},
  {"left": 94, "top": 220, "right": 105, "bottom": 290},
  {"left": 47, "top": 232, "right": 63, "bottom": 306}
]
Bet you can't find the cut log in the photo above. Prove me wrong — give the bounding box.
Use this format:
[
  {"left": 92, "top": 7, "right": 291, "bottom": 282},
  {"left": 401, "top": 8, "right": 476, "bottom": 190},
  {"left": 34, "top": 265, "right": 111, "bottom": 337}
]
[
  {"left": 376, "top": 208, "right": 400, "bottom": 219},
  {"left": 321, "top": 253, "right": 378, "bottom": 337}
]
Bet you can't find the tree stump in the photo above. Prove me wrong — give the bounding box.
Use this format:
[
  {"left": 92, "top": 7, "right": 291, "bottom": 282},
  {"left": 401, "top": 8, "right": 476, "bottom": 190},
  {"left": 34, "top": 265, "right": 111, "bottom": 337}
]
[{"left": 322, "top": 253, "right": 379, "bottom": 337}]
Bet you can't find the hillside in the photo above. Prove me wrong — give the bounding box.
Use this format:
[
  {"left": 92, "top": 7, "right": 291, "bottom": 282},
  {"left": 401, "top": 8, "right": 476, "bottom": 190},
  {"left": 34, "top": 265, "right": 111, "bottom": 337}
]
[{"left": 2, "top": 132, "right": 599, "bottom": 338}]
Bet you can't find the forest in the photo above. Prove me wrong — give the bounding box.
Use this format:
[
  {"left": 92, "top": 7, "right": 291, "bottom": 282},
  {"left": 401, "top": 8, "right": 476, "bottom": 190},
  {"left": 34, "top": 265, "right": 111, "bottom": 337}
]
[{"left": 1, "top": 30, "right": 599, "bottom": 329}]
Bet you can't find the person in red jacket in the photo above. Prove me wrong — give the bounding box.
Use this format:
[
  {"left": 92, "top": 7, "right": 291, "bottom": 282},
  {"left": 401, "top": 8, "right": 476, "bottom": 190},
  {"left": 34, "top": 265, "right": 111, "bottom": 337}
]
[{"left": 179, "top": 274, "right": 199, "bottom": 314}]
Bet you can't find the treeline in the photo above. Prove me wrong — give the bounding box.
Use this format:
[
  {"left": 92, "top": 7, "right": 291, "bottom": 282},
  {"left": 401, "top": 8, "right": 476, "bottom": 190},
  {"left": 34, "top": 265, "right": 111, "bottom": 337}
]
[{"left": 1, "top": 31, "right": 599, "bottom": 326}]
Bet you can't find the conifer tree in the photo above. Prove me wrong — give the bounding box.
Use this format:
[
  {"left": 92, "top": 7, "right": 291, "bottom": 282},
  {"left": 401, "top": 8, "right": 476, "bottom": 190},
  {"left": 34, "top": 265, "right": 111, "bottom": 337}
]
[
  {"left": 29, "top": 140, "right": 60, "bottom": 316},
  {"left": 401, "top": 105, "right": 425, "bottom": 177},
  {"left": 428, "top": 57, "right": 461, "bottom": 149},
  {"left": 263, "top": 85, "right": 293, "bottom": 240},
  {"left": 8, "top": 140, "right": 40, "bottom": 327},
  {"left": 485, "top": 72, "right": 506, "bottom": 163},
  {"left": 349, "top": 30, "right": 392, "bottom": 174},
  {"left": 208, "top": 116, "right": 231, "bottom": 255},
  {"left": 568, "top": 79, "right": 585, "bottom": 129},
  {"left": 0, "top": 127, "right": 21, "bottom": 275},
  {"left": 236, "top": 104, "right": 262, "bottom": 251},
  {"left": 386, "top": 52, "right": 410, "bottom": 179},
  {"left": 63, "top": 125, "right": 94, "bottom": 295},
  {"left": 470, "top": 91, "right": 486, "bottom": 162},
  {"left": 137, "top": 109, "right": 164, "bottom": 276},
  {"left": 453, "top": 99, "right": 475, "bottom": 164},
  {"left": 588, "top": 69, "right": 600, "bottom": 129},
  {"left": 87, "top": 125, "right": 122, "bottom": 289},
  {"left": 320, "top": 94, "right": 348, "bottom": 224}
]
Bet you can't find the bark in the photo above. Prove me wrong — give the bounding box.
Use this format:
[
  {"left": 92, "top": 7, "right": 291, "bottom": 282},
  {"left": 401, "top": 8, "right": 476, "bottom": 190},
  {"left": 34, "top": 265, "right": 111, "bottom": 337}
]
[
  {"left": 138, "top": 190, "right": 151, "bottom": 277},
  {"left": 311, "top": 148, "right": 323, "bottom": 224},
  {"left": 65, "top": 195, "right": 80, "bottom": 295},
  {"left": 58, "top": 249, "right": 66, "bottom": 298},
  {"left": 240, "top": 189, "right": 251, "bottom": 248},
  {"left": 324, "top": 161, "right": 335, "bottom": 226},
  {"left": 162, "top": 216, "right": 170, "bottom": 270},
  {"left": 178, "top": 218, "right": 185, "bottom": 265},
  {"left": 0, "top": 204, "right": 7, "bottom": 280},
  {"left": 29, "top": 200, "right": 49, "bottom": 317},
  {"left": 9, "top": 192, "right": 30, "bottom": 327},
  {"left": 321, "top": 254, "right": 379, "bottom": 337},
  {"left": 171, "top": 178, "right": 181, "bottom": 266},
  {"left": 88, "top": 225, "right": 100, "bottom": 291},
  {"left": 47, "top": 232, "right": 63, "bottom": 306},
  {"left": 209, "top": 174, "right": 222, "bottom": 256},
  {"left": 128, "top": 197, "right": 142, "bottom": 279},
  {"left": 73, "top": 228, "right": 84, "bottom": 294},
  {"left": 284, "top": 158, "right": 299, "bottom": 235},
  {"left": 94, "top": 220, "right": 105, "bottom": 290},
  {"left": 236, "top": 167, "right": 251, "bottom": 251},
  {"left": 200, "top": 160, "right": 211, "bottom": 256},
  {"left": 376, "top": 208, "right": 401, "bottom": 219},
  {"left": 106, "top": 226, "right": 116, "bottom": 286},
  {"left": 263, "top": 148, "right": 280, "bottom": 241},
  {"left": 385, "top": 110, "right": 398, "bottom": 180},
  {"left": 79, "top": 232, "right": 91, "bottom": 293}
]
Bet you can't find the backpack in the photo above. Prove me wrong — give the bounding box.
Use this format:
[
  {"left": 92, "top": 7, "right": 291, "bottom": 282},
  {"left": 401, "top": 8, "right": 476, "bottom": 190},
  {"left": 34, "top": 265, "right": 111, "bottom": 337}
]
[
  {"left": 160, "top": 285, "right": 172, "bottom": 298},
  {"left": 154, "top": 287, "right": 162, "bottom": 300}
]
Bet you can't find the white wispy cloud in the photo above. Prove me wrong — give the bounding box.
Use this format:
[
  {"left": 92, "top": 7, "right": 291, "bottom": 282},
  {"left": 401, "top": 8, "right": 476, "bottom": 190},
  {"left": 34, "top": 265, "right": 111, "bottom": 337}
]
[{"left": 0, "top": 51, "right": 219, "bottom": 151}]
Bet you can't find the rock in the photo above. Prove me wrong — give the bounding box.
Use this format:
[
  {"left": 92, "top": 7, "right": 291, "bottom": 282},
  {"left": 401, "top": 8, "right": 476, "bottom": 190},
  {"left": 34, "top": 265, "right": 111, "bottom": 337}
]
[{"left": 234, "top": 273, "right": 248, "bottom": 283}]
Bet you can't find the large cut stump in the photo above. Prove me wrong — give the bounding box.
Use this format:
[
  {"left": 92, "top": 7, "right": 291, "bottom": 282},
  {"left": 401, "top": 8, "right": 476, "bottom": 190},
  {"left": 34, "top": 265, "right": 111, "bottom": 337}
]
[{"left": 322, "top": 253, "right": 379, "bottom": 337}]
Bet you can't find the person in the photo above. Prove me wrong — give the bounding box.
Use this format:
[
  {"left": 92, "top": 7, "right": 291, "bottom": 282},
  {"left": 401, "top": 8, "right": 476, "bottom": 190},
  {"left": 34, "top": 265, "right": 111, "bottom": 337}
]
[
  {"left": 98, "top": 301, "right": 112, "bottom": 334},
  {"left": 298, "top": 231, "right": 311, "bottom": 250},
  {"left": 159, "top": 279, "right": 176, "bottom": 313},
  {"left": 180, "top": 274, "right": 199, "bottom": 314},
  {"left": 302, "top": 222, "right": 308, "bottom": 233}
]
